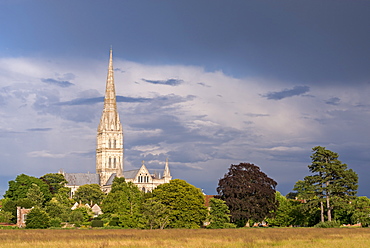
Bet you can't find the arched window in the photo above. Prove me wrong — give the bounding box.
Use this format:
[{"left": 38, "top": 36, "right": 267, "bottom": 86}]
[
  {"left": 113, "top": 158, "right": 116, "bottom": 168},
  {"left": 109, "top": 157, "right": 111, "bottom": 168},
  {"left": 108, "top": 139, "right": 111, "bottom": 148},
  {"left": 142, "top": 187, "right": 146, "bottom": 192},
  {"left": 113, "top": 139, "right": 116, "bottom": 148}
]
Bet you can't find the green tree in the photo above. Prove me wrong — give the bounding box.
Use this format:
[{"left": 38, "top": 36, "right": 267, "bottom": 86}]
[
  {"left": 4, "top": 174, "right": 52, "bottom": 203},
  {"left": 45, "top": 199, "right": 72, "bottom": 222},
  {"left": 207, "top": 198, "right": 235, "bottom": 229},
  {"left": 70, "top": 205, "right": 93, "bottom": 224},
  {"left": 350, "top": 196, "right": 370, "bottom": 226},
  {"left": 151, "top": 179, "right": 207, "bottom": 229},
  {"left": 40, "top": 173, "right": 67, "bottom": 194},
  {"left": 73, "top": 184, "right": 104, "bottom": 205},
  {"left": 101, "top": 177, "right": 143, "bottom": 228},
  {"left": 55, "top": 187, "right": 73, "bottom": 206},
  {"left": 217, "top": 163, "right": 278, "bottom": 226},
  {"left": 25, "top": 207, "right": 51, "bottom": 229},
  {"left": 141, "top": 197, "right": 170, "bottom": 229},
  {"left": 26, "top": 183, "right": 45, "bottom": 207},
  {"left": 266, "top": 192, "right": 293, "bottom": 227},
  {"left": 298, "top": 146, "right": 358, "bottom": 222},
  {"left": 0, "top": 210, "right": 13, "bottom": 223}
]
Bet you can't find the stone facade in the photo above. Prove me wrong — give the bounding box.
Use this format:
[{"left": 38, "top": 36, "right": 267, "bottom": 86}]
[{"left": 16, "top": 207, "right": 32, "bottom": 228}]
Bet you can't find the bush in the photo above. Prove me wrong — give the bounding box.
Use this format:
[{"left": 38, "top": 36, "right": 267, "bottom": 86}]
[
  {"left": 49, "top": 217, "right": 61, "bottom": 228},
  {"left": 108, "top": 217, "right": 121, "bottom": 226},
  {"left": 91, "top": 220, "right": 104, "bottom": 227},
  {"left": 314, "top": 221, "right": 341, "bottom": 228}
]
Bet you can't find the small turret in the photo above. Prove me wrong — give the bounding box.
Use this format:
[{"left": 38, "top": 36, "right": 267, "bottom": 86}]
[{"left": 163, "top": 158, "right": 172, "bottom": 183}]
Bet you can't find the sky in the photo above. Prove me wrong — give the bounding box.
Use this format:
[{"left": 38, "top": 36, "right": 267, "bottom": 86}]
[{"left": 0, "top": 1, "right": 370, "bottom": 197}]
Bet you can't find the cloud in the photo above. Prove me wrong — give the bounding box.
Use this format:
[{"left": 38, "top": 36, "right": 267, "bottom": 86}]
[
  {"left": 41, "top": 78, "right": 74, "bottom": 87},
  {"left": 27, "top": 150, "right": 67, "bottom": 158},
  {"left": 26, "top": 128, "right": 52, "bottom": 132},
  {"left": 262, "top": 86, "right": 310, "bottom": 100},
  {"left": 142, "top": 78, "right": 183, "bottom": 86},
  {"left": 325, "top": 97, "right": 341, "bottom": 105},
  {"left": 57, "top": 96, "right": 150, "bottom": 106},
  {"left": 197, "top": 82, "right": 211, "bottom": 87},
  {"left": 245, "top": 113, "right": 270, "bottom": 117}
]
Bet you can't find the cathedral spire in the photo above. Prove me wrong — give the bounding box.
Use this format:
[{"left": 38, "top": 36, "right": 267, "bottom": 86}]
[
  {"left": 98, "top": 48, "right": 121, "bottom": 131},
  {"left": 96, "top": 49, "right": 124, "bottom": 186}
]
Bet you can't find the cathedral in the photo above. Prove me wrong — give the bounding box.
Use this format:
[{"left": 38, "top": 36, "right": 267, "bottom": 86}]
[{"left": 62, "top": 49, "right": 172, "bottom": 195}]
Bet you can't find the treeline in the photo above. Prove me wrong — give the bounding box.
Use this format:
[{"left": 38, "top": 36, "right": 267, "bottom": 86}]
[{"left": 0, "top": 146, "right": 369, "bottom": 229}]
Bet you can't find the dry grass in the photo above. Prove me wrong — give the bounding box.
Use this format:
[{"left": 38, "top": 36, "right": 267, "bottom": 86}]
[{"left": 0, "top": 228, "right": 369, "bottom": 248}]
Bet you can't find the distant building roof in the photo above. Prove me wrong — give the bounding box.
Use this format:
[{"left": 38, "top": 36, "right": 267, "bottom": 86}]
[
  {"left": 123, "top": 169, "right": 139, "bottom": 179},
  {"left": 65, "top": 173, "right": 100, "bottom": 186}
]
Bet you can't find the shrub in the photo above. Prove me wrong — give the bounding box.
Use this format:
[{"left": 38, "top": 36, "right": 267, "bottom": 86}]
[
  {"left": 314, "top": 221, "right": 341, "bottom": 228},
  {"left": 49, "top": 217, "right": 61, "bottom": 228},
  {"left": 108, "top": 217, "right": 121, "bottom": 226},
  {"left": 91, "top": 220, "right": 104, "bottom": 227}
]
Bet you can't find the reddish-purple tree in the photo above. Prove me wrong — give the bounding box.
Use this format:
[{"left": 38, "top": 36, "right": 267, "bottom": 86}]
[{"left": 217, "top": 163, "right": 278, "bottom": 226}]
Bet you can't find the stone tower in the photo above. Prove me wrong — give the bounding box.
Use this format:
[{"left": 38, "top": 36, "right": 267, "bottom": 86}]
[{"left": 96, "top": 49, "right": 123, "bottom": 186}]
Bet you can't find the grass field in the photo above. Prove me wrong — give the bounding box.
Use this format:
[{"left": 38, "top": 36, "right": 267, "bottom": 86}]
[{"left": 0, "top": 228, "right": 369, "bottom": 248}]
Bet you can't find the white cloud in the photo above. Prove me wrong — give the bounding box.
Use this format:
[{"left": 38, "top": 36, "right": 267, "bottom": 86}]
[{"left": 0, "top": 56, "right": 369, "bottom": 196}]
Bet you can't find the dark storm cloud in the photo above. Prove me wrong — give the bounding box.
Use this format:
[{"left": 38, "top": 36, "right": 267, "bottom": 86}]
[
  {"left": 27, "top": 128, "right": 52, "bottom": 132},
  {"left": 3, "top": 2, "right": 370, "bottom": 84},
  {"left": 142, "top": 78, "right": 184, "bottom": 86},
  {"left": 262, "top": 86, "right": 310, "bottom": 100},
  {"left": 326, "top": 97, "right": 341, "bottom": 106},
  {"left": 41, "top": 78, "right": 74, "bottom": 87}
]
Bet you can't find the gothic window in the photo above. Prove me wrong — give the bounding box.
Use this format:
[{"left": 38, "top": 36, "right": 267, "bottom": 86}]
[
  {"left": 108, "top": 139, "right": 111, "bottom": 148},
  {"left": 113, "top": 139, "right": 116, "bottom": 148},
  {"left": 113, "top": 158, "right": 116, "bottom": 168},
  {"left": 142, "top": 187, "right": 146, "bottom": 192},
  {"left": 109, "top": 157, "right": 112, "bottom": 168}
]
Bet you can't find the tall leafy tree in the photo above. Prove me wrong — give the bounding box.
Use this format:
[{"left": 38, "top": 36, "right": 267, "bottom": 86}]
[
  {"left": 101, "top": 177, "right": 143, "bottom": 228},
  {"left": 4, "top": 174, "right": 52, "bottom": 202},
  {"left": 217, "top": 163, "right": 278, "bottom": 226},
  {"left": 26, "top": 207, "right": 51, "bottom": 229},
  {"left": 152, "top": 179, "right": 208, "bottom": 229},
  {"left": 299, "top": 146, "right": 358, "bottom": 222},
  {"left": 40, "top": 173, "right": 67, "bottom": 194},
  {"left": 141, "top": 197, "right": 170, "bottom": 229},
  {"left": 73, "top": 184, "right": 105, "bottom": 205}
]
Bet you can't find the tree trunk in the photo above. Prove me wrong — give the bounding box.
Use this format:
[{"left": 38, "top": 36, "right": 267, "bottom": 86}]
[
  {"left": 320, "top": 201, "right": 324, "bottom": 222},
  {"left": 326, "top": 182, "right": 332, "bottom": 222}
]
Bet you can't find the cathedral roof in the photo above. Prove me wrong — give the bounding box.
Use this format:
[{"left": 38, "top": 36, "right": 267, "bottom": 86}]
[
  {"left": 105, "top": 173, "right": 117, "bottom": 186},
  {"left": 123, "top": 169, "right": 140, "bottom": 179},
  {"left": 64, "top": 173, "right": 100, "bottom": 186}
]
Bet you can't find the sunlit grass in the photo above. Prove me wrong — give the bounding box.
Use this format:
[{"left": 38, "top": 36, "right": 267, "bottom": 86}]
[{"left": 0, "top": 228, "right": 369, "bottom": 247}]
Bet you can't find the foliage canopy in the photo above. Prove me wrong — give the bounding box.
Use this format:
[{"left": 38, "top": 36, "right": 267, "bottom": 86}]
[
  {"left": 217, "top": 163, "right": 278, "bottom": 225},
  {"left": 152, "top": 179, "right": 207, "bottom": 228}
]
